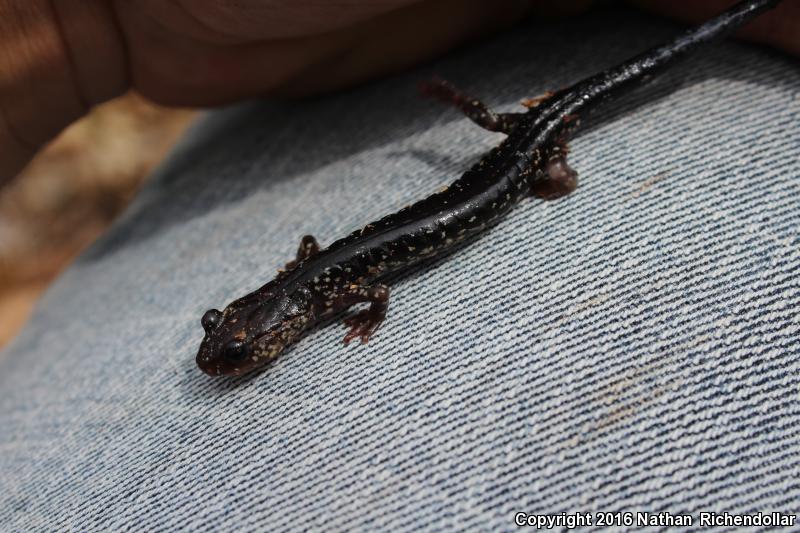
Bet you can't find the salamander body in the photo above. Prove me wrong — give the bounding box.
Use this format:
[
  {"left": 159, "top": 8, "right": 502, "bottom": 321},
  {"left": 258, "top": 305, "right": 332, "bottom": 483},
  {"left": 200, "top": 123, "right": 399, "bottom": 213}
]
[{"left": 197, "top": 0, "right": 783, "bottom": 376}]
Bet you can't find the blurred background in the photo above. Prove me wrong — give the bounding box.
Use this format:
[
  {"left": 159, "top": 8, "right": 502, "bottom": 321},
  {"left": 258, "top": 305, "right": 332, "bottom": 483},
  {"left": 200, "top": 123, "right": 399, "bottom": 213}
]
[{"left": 0, "top": 95, "right": 196, "bottom": 347}]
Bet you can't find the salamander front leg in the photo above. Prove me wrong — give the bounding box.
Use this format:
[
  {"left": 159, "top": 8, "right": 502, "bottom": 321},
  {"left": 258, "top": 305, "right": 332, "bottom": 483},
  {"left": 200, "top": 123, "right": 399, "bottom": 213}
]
[
  {"left": 420, "top": 78, "right": 523, "bottom": 135},
  {"left": 340, "top": 284, "right": 390, "bottom": 344},
  {"left": 284, "top": 235, "right": 320, "bottom": 271}
]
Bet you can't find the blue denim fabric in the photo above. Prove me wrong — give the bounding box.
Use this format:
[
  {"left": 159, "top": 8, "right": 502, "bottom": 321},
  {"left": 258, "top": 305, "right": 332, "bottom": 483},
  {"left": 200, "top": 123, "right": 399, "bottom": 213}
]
[{"left": 1, "top": 6, "right": 798, "bottom": 532}]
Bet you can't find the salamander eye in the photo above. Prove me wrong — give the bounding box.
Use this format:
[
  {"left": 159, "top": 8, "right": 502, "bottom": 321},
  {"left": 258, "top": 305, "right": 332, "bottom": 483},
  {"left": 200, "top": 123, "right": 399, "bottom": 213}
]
[
  {"left": 201, "top": 309, "right": 222, "bottom": 333},
  {"left": 223, "top": 340, "right": 249, "bottom": 362}
]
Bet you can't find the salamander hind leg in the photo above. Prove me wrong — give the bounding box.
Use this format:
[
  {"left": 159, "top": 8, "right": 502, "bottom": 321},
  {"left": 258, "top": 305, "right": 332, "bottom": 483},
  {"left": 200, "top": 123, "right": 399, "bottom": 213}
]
[
  {"left": 420, "top": 77, "right": 522, "bottom": 134},
  {"left": 531, "top": 145, "right": 579, "bottom": 201},
  {"left": 521, "top": 91, "right": 556, "bottom": 109},
  {"left": 284, "top": 235, "right": 320, "bottom": 270},
  {"left": 341, "top": 284, "right": 390, "bottom": 344}
]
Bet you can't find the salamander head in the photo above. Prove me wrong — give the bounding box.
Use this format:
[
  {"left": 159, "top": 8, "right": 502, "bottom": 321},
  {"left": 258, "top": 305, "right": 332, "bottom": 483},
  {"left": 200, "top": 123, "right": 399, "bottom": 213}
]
[{"left": 196, "top": 290, "right": 313, "bottom": 376}]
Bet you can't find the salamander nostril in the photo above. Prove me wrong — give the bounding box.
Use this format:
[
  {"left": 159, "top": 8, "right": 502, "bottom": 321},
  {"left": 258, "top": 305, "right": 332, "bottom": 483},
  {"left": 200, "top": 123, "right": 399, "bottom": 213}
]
[
  {"left": 201, "top": 309, "right": 222, "bottom": 333},
  {"left": 223, "top": 340, "right": 248, "bottom": 362}
]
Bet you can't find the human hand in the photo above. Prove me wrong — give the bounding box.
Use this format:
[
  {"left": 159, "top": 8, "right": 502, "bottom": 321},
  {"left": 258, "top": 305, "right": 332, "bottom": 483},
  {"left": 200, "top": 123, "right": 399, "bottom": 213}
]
[{"left": 0, "top": 0, "right": 796, "bottom": 183}]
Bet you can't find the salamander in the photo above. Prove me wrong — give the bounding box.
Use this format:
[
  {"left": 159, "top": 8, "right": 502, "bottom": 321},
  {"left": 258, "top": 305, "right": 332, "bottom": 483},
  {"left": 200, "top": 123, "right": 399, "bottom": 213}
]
[{"left": 197, "top": 0, "right": 783, "bottom": 376}]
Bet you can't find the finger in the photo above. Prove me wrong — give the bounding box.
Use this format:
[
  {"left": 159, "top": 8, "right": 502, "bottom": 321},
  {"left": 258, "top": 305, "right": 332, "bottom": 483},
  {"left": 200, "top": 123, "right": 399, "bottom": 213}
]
[
  {"left": 131, "top": 0, "right": 426, "bottom": 42},
  {"left": 114, "top": 1, "right": 356, "bottom": 106},
  {"left": 116, "top": 0, "right": 537, "bottom": 104},
  {"left": 0, "top": 1, "right": 87, "bottom": 149},
  {"left": 270, "top": 0, "right": 560, "bottom": 97}
]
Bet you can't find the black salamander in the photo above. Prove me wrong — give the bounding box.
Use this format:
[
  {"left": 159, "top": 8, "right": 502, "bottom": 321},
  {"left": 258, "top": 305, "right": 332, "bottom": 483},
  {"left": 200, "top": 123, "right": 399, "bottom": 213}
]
[{"left": 197, "top": 0, "right": 783, "bottom": 376}]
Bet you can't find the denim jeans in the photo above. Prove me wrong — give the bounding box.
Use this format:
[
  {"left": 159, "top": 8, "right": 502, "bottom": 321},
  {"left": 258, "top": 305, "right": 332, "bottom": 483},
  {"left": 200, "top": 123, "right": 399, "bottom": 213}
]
[{"left": 1, "top": 6, "right": 798, "bottom": 532}]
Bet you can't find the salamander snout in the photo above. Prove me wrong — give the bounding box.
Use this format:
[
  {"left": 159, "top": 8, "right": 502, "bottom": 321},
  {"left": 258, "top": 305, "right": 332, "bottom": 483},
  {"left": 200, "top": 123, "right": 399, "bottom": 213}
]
[
  {"left": 197, "top": 307, "right": 253, "bottom": 376},
  {"left": 197, "top": 332, "right": 254, "bottom": 377}
]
